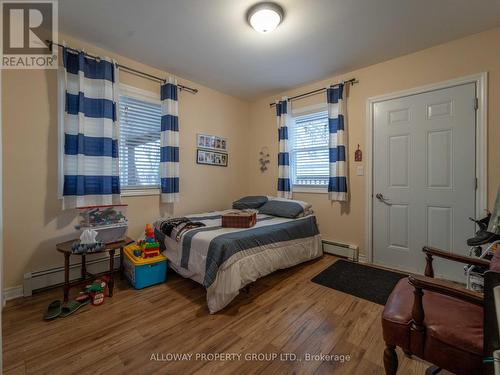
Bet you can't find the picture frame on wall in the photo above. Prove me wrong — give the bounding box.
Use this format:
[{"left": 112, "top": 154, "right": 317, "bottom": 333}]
[
  {"left": 197, "top": 149, "right": 228, "bottom": 167},
  {"left": 197, "top": 133, "right": 228, "bottom": 152}
]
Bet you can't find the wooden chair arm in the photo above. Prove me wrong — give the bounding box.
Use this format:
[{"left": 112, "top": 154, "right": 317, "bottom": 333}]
[
  {"left": 407, "top": 274, "right": 483, "bottom": 356},
  {"left": 408, "top": 274, "right": 484, "bottom": 306},
  {"left": 423, "top": 246, "right": 490, "bottom": 278}
]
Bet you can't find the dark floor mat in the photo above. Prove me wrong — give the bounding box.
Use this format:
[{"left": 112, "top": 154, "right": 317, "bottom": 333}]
[{"left": 311, "top": 259, "right": 408, "bottom": 305}]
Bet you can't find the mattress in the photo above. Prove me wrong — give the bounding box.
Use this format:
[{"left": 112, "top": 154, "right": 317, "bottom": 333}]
[{"left": 154, "top": 210, "right": 322, "bottom": 313}]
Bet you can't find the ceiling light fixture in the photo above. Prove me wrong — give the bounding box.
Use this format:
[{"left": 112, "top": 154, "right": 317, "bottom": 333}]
[{"left": 247, "top": 2, "right": 284, "bottom": 33}]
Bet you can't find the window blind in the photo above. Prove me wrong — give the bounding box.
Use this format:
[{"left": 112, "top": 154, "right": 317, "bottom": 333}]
[
  {"left": 290, "top": 111, "right": 329, "bottom": 186},
  {"left": 119, "top": 95, "right": 161, "bottom": 189}
]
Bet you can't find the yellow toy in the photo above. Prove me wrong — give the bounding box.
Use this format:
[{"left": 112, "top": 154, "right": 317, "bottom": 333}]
[
  {"left": 124, "top": 225, "right": 161, "bottom": 259},
  {"left": 124, "top": 243, "right": 142, "bottom": 258}
]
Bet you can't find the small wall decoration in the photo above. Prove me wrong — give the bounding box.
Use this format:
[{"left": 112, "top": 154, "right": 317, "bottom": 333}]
[
  {"left": 259, "top": 146, "right": 270, "bottom": 172},
  {"left": 354, "top": 144, "right": 362, "bottom": 162},
  {"left": 197, "top": 134, "right": 228, "bottom": 152},
  {"left": 197, "top": 149, "right": 228, "bottom": 167}
]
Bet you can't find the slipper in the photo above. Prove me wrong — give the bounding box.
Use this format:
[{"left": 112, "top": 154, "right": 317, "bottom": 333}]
[
  {"left": 43, "top": 300, "right": 62, "bottom": 321},
  {"left": 75, "top": 292, "right": 91, "bottom": 304},
  {"left": 59, "top": 299, "right": 90, "bottom": 318}
]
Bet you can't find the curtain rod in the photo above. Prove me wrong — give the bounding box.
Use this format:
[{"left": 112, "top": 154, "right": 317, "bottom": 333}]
[
  {"left": 269, "top": 78, "right": 358, "bottom": 107},
  {"left": 48, "top": 40, "right": 198, "bottom": 94}
]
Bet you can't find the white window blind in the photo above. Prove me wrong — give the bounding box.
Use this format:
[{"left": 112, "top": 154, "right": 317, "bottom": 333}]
[
  {"left": 290, "top": 111, "right": 329, "bottom": 186},
  {"left": 119, "top": 95, "right": 161, "bottom": 190}
]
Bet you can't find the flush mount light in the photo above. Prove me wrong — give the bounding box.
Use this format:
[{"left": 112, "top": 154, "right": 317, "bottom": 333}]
[{"left": 247, "top": 2, "right": 284, "bottom": 33}]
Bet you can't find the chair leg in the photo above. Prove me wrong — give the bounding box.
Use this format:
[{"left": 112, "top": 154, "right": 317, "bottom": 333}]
[
  {"left": 425, "top": 365, "right": 441, "bottom": 375},
  {"left": 383, "top": 344, "right": 398, "bottom": 375}
]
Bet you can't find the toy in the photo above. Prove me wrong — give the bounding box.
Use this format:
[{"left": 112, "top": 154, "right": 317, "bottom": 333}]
[
  {"left": 78, "top": 206, "right": 128, "bottom": 228},
  {"left": 123, "top": 244, "right": 168, "bottom": 289},
  {"left": 125, "top": 243, "right": 142, "bottom": 257},
  {"left": 145, "top": 224, "right": 155, "bottom": 240},
  {"left": 124, "top": 225, "right": 161, "bottom": 259},
  {"left": 145, "top": 224, "right": 155, "bottom": 242},
  {"left": 140, "top": 224, "right": 160, "bottom": 258},
  {"left": 76, "top": 205, "right": 129, "bottom": 244},
  {"left": 142, "top": 242, "right": 160, "bottom": 258},
  {"left": 84, "top": 278, "right": 108, "bottom": 306}
]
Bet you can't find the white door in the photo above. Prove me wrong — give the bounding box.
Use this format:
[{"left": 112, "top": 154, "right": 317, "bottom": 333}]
[{"left": 373, "top": 83, "right": 476, "bottom": 281}]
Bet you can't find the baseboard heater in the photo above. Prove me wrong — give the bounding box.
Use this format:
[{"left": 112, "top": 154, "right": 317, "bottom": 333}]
[
  {"left": 23, "top": 254, "right": 121, "bottom": 297},
  {"left": 22, "top": 242, "right": 357, "bottom": 297},
  {"left": 322, "top": 240, "right": 359, "bottom": 262}
]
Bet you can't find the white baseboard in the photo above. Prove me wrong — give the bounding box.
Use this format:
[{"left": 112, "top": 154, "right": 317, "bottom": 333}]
[
  {"left": 3, "top": 286, "right": 23, "bottom": 304},
  {"left": 21, "top": 254, "right": 121, "bottom": 298},
  {"left": 322, "top": 240, "right": 359, "bottom": 261}
]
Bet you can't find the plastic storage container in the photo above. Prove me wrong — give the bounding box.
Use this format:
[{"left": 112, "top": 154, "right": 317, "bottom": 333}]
[
  {"left": 123, "top": 244, "right": 167, "bottom": 289},
  {"left": 77, "top": 205, "right": 128, "bottom": 244},
  {"left": 86, "top": 223, "right": 128, "bottom": 244}
]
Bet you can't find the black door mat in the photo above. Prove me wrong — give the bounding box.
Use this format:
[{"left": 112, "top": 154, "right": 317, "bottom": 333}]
[{"left": 311, "top": 259, "right": 408, "bottom": 305}]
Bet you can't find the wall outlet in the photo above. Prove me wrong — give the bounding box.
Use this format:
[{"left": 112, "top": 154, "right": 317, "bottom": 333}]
[{"left": 356, "top": 166, "right": 364, "bottom": 176}]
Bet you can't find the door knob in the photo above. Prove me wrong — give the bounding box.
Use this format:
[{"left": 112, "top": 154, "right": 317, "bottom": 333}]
[{"left": 376, "top": 193, "right": 392, "bottom": 205}]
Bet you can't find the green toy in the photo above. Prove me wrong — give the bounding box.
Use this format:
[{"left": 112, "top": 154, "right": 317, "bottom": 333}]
[
  {"left": 85, "top": 283, "right": 104, "bottom": 293},
  {"left": 85, "top": 278, "right": 107, "bottom": 306}
]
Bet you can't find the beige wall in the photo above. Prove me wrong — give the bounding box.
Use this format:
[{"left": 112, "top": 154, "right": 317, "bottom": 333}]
[
  {"left": 3, "top": 26, "right": 500, "bottom": 289},
  {"left": 247, "top": 27, "right": 500, "bottom": 255},
  {"left": 2, "top": 35, "right": 250, "bottom": 288}
]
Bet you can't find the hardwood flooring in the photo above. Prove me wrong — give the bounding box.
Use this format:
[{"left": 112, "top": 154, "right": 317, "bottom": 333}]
[{"left": 3, "top": 255, "right": 441, "bottom": 375}]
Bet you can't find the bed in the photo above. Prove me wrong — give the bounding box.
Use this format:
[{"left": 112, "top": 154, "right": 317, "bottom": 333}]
[{"left": 154, "top": 208, "right": 322, "bottom": 313}]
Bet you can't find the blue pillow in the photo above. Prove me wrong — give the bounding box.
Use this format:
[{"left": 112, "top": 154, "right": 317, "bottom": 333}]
[
  {"left": 232, "top": 196, "right": 268, "bottom": 209},
  {"left": 258, "top": 200, "right": 306, "bottom": 218}
]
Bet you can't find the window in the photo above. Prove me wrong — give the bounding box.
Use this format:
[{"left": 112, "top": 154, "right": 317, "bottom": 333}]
[
  {"left": 289, "top": 110, "right": 329, "bottom": 190},
  {"left": 119, "top": 86, "right": 162, "bottom": 191}
]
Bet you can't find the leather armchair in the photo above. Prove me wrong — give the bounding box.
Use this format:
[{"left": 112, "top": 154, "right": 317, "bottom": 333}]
[{"left": 382, "top": 246, "right": 493, "bottom": 375}]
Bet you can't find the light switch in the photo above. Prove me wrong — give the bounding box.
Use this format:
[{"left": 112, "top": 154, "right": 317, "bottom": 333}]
[{"left": 356, "top": 166, "right": 364, "bottom": 176}]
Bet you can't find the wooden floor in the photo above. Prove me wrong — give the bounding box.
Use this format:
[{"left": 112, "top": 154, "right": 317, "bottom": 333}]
[{"left": 3, "top": 256, "right": 437, "bottom": 375}]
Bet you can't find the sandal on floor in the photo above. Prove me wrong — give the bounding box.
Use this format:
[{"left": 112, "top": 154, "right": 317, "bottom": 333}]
[
  {"left": 75, "top": 292, "right": 91, "bottom": 304},
  {"left": 43, "top": 300, "right": 62, "bottom": 321},
  {"left": 59, "top": 299, "right": 90, "bottom": 318}
]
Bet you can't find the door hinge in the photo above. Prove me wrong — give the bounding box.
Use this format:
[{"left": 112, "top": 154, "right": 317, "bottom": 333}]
[
  {"left": 474, "top": 97, "right": 479, "bottom": 110},
  {"left": 475, "top": 177, "right": 478, "bottom": 190}
]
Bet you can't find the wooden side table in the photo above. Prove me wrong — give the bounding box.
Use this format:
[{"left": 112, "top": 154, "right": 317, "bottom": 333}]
[{"left": 56, "top": 237, "right": 134, "bottom": 302}]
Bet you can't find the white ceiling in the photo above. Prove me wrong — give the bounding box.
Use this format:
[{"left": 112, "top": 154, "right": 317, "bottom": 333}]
[{"left": 59, "top": 0, "right": 500, "bottom": 100}]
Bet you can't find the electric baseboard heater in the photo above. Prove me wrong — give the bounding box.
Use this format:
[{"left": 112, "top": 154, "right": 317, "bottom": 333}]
[{"left": 322, "top": 240, "right": 359, "bottom": 262}]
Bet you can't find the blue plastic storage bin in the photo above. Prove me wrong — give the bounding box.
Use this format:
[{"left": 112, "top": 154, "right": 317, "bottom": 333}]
[{"left": 123, "top": 245, "right": 167, "bottom": 289}]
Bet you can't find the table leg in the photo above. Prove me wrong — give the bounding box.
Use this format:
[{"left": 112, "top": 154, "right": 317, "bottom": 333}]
[
  {"left": 108, "top": 249, "right": 115, "bottom": 297},
  {"left": 81, "top": 254, "right": 86, "bottom": 279},
  {"left": 120, "top": 246, "right": 124, "bottom": 280},
  {"left": 63, "top": 253, "right": 70, "bottom": 302}
]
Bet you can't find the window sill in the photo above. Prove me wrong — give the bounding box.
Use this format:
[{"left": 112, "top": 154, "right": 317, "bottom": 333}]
[
  {"left": 121, "top": 188, "right": 160, "bottom": 197},
  {"left": 292, "top": 186, "right": 328, "bottom": 194}
]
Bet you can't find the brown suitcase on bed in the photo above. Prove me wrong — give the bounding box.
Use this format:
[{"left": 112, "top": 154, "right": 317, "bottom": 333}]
[{"left": 222, "top": 210, "right": 257, "bottom": 228}]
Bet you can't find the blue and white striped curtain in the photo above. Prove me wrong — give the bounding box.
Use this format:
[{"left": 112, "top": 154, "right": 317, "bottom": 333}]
[
  {"left": 62, "top": 48, "right": 121, "bottom": 209},
  {"left": 160, "top": 77, "right": 180, "bottom": 203},
  {"left": 327, "top": 84, "right": 348, "bottom": 201},
  {"left": 276, "top": 98, "right": 292, "bottom": 199}
]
